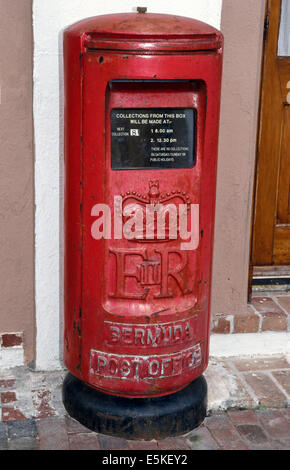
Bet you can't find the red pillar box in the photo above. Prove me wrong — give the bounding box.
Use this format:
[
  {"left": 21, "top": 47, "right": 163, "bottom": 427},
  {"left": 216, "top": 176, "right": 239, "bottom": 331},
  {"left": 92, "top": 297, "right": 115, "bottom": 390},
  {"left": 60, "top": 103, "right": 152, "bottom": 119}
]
[{"left": 62, "top": 10, "right": 223, "bottom": 440}]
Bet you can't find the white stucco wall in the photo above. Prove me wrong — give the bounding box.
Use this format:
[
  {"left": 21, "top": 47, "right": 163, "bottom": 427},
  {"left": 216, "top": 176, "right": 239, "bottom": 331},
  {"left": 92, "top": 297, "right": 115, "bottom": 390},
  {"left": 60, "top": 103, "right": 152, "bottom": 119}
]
[{"left": 33, "top": 0, "right": 223, "bottom": 370}]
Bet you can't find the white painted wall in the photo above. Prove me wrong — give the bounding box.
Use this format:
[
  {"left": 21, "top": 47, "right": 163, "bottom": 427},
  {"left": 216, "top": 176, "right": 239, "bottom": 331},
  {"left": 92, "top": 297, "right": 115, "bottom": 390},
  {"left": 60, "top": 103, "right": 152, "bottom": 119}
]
[{"left": 33, "top": 0, "right": 223, "bottom": 370}]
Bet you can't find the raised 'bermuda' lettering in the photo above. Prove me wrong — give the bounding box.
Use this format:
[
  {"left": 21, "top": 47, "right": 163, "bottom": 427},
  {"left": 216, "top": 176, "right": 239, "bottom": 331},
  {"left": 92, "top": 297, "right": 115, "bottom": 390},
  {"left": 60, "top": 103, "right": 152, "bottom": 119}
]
[{"left": 104, "top": 317, "right": 197, "bottom": 347}]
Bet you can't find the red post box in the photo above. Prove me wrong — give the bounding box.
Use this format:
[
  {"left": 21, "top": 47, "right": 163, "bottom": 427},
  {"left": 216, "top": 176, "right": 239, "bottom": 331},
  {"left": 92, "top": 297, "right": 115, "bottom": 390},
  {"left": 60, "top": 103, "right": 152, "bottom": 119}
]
[{"left": 62, "top": 10, "right": 223, "bottom": 440}]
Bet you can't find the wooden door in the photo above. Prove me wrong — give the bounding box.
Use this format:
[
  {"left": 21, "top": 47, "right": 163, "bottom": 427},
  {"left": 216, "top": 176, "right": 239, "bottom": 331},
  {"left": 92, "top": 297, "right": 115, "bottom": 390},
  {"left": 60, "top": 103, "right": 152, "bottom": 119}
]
[{"left": 252, "top": 0, "right": 290, "bottom": 266}]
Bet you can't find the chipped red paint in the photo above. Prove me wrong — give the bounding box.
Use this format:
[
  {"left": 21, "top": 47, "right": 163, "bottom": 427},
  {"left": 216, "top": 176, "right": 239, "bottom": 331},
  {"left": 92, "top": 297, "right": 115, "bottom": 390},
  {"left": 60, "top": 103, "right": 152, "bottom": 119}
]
[
  {"left": 2, "top": 407, "right": 26, "bottom": 422},
  {"left": 0, "top": 379, "right": 16, "bottom": 389},
  {"left": 1, "top": 333, "right": 23, "bottom": 348},
  {"left": 64, "top": 13, "right": 223, "bottom": 397},
  {"left": 1, "top": 392, "right": 17, "bottom": 404},
  {"left": 32, "top": 390, "right": 56, "bottom": 419}
]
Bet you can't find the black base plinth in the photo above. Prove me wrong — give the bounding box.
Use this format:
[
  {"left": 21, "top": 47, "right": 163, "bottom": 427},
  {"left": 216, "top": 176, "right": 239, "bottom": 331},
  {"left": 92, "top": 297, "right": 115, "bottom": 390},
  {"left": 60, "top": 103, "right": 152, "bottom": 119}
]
[{"left": 62, "top": 373, "right": 207, "bottom": 441}]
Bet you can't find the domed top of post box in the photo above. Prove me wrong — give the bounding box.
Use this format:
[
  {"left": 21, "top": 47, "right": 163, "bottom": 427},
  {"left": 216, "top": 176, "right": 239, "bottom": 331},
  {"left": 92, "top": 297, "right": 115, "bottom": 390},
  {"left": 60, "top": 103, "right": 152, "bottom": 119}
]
[{"left": 64, "top": 12, "right": 223, "bottom": 52}]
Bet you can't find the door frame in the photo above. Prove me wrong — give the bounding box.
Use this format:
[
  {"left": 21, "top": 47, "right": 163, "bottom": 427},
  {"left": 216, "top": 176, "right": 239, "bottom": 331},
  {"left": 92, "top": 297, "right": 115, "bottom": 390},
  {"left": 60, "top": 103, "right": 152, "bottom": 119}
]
[
  {"left": 250, "top": 0, "right": 286, "bottom": 295},
  {"left": 250, "top": 0, "right": 290, "bottom": 295}
]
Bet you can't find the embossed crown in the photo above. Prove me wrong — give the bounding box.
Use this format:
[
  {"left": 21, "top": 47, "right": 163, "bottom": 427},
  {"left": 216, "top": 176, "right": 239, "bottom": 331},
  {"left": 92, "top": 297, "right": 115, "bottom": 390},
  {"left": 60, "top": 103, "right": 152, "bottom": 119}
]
[{"left": 118, "top": 180, "right": 192, "bottom": 243}]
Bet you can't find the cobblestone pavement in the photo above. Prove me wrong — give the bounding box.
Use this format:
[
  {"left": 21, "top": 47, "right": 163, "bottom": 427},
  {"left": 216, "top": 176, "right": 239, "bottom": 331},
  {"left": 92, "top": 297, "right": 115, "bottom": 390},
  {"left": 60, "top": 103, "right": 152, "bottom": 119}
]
[
  {"left": 0, "top": 409, "right": 289, "bottom": 450},
  {"left": 0, "top": 355, "right": 289, "bottom": 450}
]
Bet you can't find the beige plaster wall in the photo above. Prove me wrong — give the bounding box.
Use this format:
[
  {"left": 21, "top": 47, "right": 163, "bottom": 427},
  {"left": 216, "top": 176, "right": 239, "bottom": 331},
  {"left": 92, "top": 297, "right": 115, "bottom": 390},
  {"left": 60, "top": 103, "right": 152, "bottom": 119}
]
[
  {"left": 211, "top": 0, "right": 266, "bottom": 317},
  {"left": 0, "top": 0, "right": 35, "bottom": 364}
]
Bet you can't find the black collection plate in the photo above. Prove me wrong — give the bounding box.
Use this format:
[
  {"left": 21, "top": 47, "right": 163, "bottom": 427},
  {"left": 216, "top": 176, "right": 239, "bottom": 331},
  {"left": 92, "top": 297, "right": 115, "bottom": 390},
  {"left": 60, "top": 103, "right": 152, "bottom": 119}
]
[{"left": 111, "top": 108, "right": 196, "bottom": 170}]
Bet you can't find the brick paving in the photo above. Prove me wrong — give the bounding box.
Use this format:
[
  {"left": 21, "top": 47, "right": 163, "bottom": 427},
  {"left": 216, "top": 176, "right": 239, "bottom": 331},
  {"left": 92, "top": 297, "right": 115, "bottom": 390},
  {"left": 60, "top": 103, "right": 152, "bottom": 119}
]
[
  {"left": 0, "top": 410, "right": 289, "bottom": 450},
  {"left": 212, "top": 291, "right": 290, "bottom": 334},
  {"left": 0, "top": 356, "right": 289, "bottom": 422},
  {"left": 0, "top": 290, "right": 289, "bottom": 450},
  {"left": 0, "top": 354, "right": 288, "bottom": 450}
]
